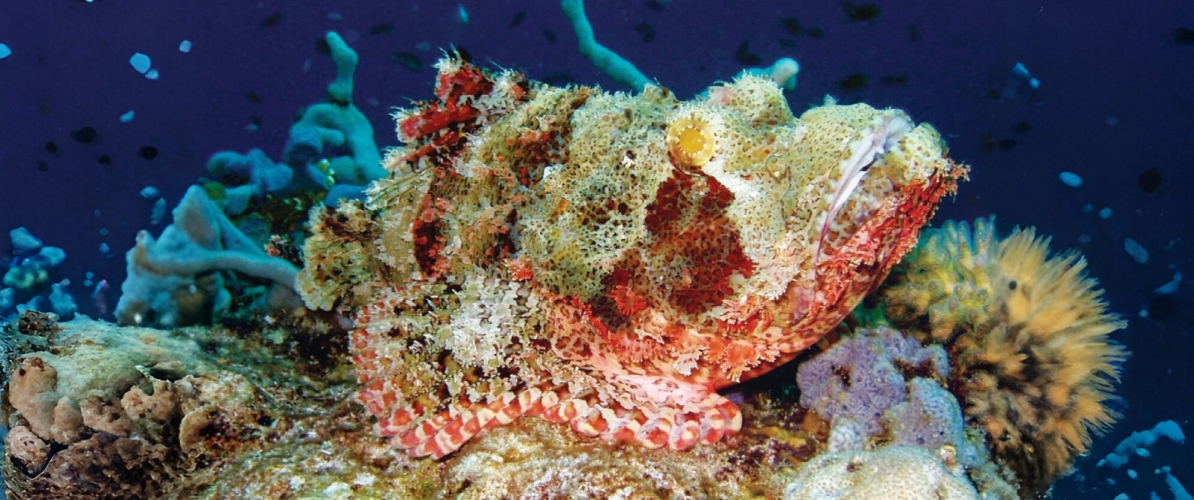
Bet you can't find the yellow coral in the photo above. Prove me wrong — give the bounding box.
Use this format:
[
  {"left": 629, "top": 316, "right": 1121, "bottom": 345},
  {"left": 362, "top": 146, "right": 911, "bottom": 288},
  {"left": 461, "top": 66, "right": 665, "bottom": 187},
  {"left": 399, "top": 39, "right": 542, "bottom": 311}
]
[{"left": 871, "top": 216, "right": 1127, "bottom": 497}]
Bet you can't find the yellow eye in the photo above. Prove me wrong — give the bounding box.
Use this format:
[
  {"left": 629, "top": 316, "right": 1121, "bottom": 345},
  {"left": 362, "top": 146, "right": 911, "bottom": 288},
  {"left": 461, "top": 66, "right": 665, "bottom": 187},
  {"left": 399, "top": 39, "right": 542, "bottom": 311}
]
[{"left": 666, "top": 117, "right": 715, "bottom": 170}]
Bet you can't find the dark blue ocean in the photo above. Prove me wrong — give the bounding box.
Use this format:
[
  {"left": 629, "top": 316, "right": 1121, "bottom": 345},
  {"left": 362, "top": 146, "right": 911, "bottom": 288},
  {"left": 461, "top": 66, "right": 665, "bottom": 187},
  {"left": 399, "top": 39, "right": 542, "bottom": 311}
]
[{"left": 0, "top": 1, "right": 1190, "bottom": 498}]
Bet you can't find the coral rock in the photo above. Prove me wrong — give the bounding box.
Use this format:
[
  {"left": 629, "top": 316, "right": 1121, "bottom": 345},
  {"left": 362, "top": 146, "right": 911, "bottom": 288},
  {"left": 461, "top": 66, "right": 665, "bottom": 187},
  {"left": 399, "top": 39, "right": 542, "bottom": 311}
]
[{"left": 783, "top": 445, "right": 980, "bottom": 500}]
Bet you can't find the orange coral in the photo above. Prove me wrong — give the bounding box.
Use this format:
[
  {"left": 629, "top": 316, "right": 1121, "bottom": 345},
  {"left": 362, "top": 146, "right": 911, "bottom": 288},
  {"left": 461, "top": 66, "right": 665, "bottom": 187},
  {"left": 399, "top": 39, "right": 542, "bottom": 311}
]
[
  {"left": 299, "top": 57, "right": 965, "bottom": 458},
  {"left": 873, "top": 217, "right": 1127, "bottom": 496}
]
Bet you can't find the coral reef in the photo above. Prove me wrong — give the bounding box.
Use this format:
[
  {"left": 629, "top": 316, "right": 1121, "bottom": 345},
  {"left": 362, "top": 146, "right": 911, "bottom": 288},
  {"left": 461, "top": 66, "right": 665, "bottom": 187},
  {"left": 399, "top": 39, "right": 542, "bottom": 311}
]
[
  {"left": 298, "top": 55, "right": 965, "bottom": 459},
  {"left": 282, "top": 32, "right": 385, "bottom": 201},
  {"left": 560, "top": 0, "right": 651, "bottom": 91},
  {"left": 114, "top": 186, "right": 301, "bottom": 327},
  {"left": 0, "top": 312, "right": 880, "bottom": 499},
  {"left": 0, "top": 313, "right": 272, "bottom": 499},
  {"left": 796, "top": 327, "right": 950, "bottom": 439},
  {"left": 205, "top": 31, "right": 384, "bottom": 209},
  {"left": 870, "top": 216, "right": 1128, "bottom": 497},
  {"left": 1, "top": 228, "right": 76, "bottom": 321},
  {"left": 794, "top": 326, "right": 1017, "bottom": 497},
  {"left": 783, "top": 445, "right": 980, "bottom": 500},
  {"left": 205, "top": 148, "right": 293, "bottom": 215}
]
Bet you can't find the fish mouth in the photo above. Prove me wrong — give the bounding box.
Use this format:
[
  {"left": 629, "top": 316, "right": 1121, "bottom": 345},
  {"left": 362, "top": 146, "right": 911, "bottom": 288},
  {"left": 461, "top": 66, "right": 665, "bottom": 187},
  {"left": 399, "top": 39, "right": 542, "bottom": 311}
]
[{"left": 815, "top": 112, "right": 913, "bottom": 263}]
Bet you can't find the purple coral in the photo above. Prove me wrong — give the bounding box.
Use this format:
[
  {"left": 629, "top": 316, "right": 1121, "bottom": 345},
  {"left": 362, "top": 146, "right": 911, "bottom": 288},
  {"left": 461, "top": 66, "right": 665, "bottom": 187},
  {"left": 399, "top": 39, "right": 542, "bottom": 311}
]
[
  {"left": 796, "top": 327, "right": 949, "bottom": 437},
  {"left": 883, "top": 378, "right": 963, "bottom": 449}
]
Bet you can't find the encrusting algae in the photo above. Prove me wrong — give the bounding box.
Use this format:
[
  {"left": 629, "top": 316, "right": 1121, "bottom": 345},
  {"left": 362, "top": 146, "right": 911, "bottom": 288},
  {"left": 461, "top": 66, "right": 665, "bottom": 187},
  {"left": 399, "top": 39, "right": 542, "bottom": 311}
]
[
  {"left": 296, "top": 55, "right": 965, "bottom": 459},
  {"left": 869, "top": 216, "right": 1128, "bottom": 498}
]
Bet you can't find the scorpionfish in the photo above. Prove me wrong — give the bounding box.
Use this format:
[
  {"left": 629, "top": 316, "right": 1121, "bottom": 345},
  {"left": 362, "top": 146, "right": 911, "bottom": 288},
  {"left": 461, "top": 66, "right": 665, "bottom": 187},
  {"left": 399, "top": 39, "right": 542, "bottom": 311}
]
[{"left": 296, "top": 56, "right": 966, "bottom": 458}]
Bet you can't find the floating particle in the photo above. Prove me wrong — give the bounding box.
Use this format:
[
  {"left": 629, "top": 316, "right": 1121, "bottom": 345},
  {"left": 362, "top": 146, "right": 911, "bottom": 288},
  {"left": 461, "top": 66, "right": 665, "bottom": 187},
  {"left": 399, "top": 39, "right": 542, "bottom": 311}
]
[
  {"left": 1012, "top": 121, "right": 1030, "bottom": 133},
  {"left": 71, "top": 126, "right": 98, "bottom": 144},
  {"left": 316, "top": 38, "right": 331, "bottom": 55},
  {"left": 980, "top": 135, "right": 998, "bottom": 151},
  {"left": 645, "top": 1, "right": 665, "bottom": 11},
  {"left": 145, "top": 69, "right": 159, "bottom": 80},
  {"left": 1099, "top": 207, "right": 1112, "bottom": 219},
  {"left": 998, "top": 138, "right": 1017, "bottom": 150},
  {"left": 781, "top": 17, "right": 801, "bottom": 35},
  {"left": 458, "top": 4, "right": 469, "bottom": 25},
  {"left": 1138, "top": 167, "right": 1162, "bottom": 193},
  {"left": 1154, "top": 271, "right": 1181, "bottom": 295},
  {"left": 99, "top": 243, "right": 110, "bottom": 254},
  {"left": 140, "top": 186, "right": 160, "bottom": 199},
  {"left": 1174, "top": 28, "right": 1194, "bottom": 44},
  {"left": 244, "top": 92, "right": 262, "bottom": 104},
  {"left": 327, "top": 12, "right": 343, "bottom": 21},
  {"left": 805, "top": 27, "right": 824, "bottom": 39},
  {"left": 391, "top": 52, "right": 424, "bottom": 71},
  {"left": 369, "top": 23, "right": 395, "bottom": 35},
  {"left": 837, "top": 73, "right": 867, "bottom": 92},
  {"left": 138, "top": 146, "right": 158, "bottom": 160},
  {"left": 734, "top": 41, "right": 761, "bottom": 65},
  {"left": 99, "top": 228, "right": 109, "bottom": 236},
  {"left": 509, "top": 10, "right": 526, "bottom": 28},
  {"left": 259, "top": 12, "right": 283, "bottom": 28},
  {"left": 908, "top": 25, "right": 920, "bottom": 42},
  {"left": 302, "top": 59, "right": 312, "bottom": 72},
  {"left": 97, "top": 155, "right": 112, "bottom": 166},
  {"left": 1082, "top": 203, "right": 1093, "bottom": 213},
  {"left": 1124, "top": 238, "right": 1149, "bottom": 264},
  {"left": 129, "top": 52, "right": 151, "bottom": 74},
  {"left": 842, "top": 2, "right": 880, "bottom": 21},
  {"left": 150, "top": 198, "right": 167, "bottom": 225},
  {"left": 1077, "top": 234, "right": 1091, "bottom": 243},
  {"left": 633, "top": 22, "right": 656, "bottom": 43},
  {"left": 37, "top": 161, "right": 49, "bottom": 172},
  {"left": 880, "top": 75, "right": 907, "bottom": 86},
  {"left": 45, "top": 141, "right": 58, "bottom": 154},
  {"left": 120, "top": 110, "right": 135, "bottom": 122},
  {"left": 1148, "top": 295, "right": 1175, "bottom": 320},
  {"left": 1013, "top": 62, "right": 1031, "bottom": 79},
  {"left": 179, "top": 40, "right": 192, "bottom": 53},
  {"left": 1058, "top": 171, "right": 1082, "bottom": 187},
  {"left": 0, "top": 43, "right": 11, "bottom": 59},
  {"left": 1127, "top": 469, "right": 1138, "bottom": 479},
  {"left": 542, "top": 29, "right": 558, "bottom": 44}
]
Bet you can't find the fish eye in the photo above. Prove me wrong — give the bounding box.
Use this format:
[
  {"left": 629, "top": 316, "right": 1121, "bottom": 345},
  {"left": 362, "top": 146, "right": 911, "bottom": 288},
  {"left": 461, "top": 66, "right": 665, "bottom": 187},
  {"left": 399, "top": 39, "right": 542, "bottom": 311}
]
[{"left": 666, "top": 117, "right": 715, "bottom": 170}]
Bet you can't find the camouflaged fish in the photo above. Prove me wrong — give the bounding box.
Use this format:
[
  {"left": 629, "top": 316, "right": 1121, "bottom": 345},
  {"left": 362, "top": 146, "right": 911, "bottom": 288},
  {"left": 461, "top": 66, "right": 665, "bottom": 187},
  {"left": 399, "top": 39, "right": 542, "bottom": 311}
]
[{"left": 296, "top": 57, "right": 966, "bottom": 458}]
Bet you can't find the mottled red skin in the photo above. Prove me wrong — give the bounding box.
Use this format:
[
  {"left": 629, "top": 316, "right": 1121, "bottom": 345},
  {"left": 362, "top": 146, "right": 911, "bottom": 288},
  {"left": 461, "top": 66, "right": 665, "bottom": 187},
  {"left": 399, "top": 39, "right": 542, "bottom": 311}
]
[{"left": 351, "top": 60, "right": 964, "bottom": 459}]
